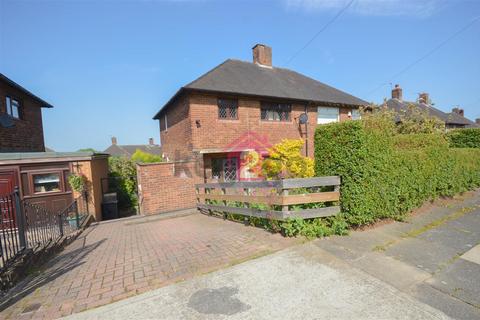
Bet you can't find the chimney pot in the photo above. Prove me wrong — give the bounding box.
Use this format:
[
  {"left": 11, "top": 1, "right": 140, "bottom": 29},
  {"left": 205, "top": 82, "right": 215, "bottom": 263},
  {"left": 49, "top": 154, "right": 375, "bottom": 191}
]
[
  {"left": 419, "top": 92, "right": 429, "bottom": 104},
  {"left": 452, "top": 107, "right": 464, "bottom": 117},
  {"left": 149, "top": 138, "right": 154, "bottom": 145},
  {"left": 111, "top": 136, "right": 117, "bottom": 145},
  {"left": 252, "top": 44, "right": 272, "bottom": 67},
  {"left": 391, "top": 84, "right": 403, "bottom": 100}
]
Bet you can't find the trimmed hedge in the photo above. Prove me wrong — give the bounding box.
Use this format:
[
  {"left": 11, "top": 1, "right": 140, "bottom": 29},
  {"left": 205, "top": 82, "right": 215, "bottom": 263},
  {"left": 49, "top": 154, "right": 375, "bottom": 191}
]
[
  {"left": 315, "top": 121, "right": 480, "bottom": 226},
  {"left": 447, "top": 128, "right": 480, "bottom": 148}
]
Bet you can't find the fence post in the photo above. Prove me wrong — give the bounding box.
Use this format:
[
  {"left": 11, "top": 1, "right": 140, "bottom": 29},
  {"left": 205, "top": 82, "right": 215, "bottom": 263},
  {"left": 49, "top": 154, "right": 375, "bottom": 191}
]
[
  {"left": 58, "top": 214, "right": 64, "bottom": 237},
  {"left": 243, "top": 188, "right": 250, "bottom": 226},
  {"left": 281, "top": 188, "right": 289, "bottom": 218},
  {"left": 221, "top": 188, "right": 227, "bottom": 220},
  {"left": 75, "top": 201, "right": 80, "bottom": 229},
  {"left": 14, "top": 187, "right": 27, "bottom": 249}
]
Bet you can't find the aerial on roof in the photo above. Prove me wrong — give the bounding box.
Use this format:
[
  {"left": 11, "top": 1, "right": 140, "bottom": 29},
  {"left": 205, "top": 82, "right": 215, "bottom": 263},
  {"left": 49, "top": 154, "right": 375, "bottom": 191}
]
[
  {"left": 0, "top": 73, "right": 54, "bottom": 108},
  {"left": 386, "top": 85, "right": 479, "bottom": 127},
  {"left": 154, "top": 44, "right": 367, "bottom": 119}
]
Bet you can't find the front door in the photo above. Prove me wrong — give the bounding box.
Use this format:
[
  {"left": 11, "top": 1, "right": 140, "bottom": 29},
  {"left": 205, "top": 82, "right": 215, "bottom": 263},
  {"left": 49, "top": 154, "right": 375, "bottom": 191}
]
[{"left": 0, "top": 171, "right": 17, "bottom": 228}]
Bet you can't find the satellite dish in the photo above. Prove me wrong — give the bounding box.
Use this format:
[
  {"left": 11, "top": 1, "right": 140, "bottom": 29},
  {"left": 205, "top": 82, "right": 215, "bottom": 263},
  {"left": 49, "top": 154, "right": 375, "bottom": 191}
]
[
  {"left": 0, "top": 114, "right": 15, "bottom": 128},
  {"left": 299, "top": 113, "right": 308, "bottom": 124}
]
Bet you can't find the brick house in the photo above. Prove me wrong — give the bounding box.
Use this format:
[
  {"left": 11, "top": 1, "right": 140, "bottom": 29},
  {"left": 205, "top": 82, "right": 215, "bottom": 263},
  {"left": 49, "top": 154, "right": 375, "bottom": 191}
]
[
  {"left": 386, "top": 84, "right": 480, "bottom": 130},
  {"left": 153, "top": 44, "right": 367, "bottom": 182},
  {"left": 104, "top": 137, "right": 162, "bottom": 158},
  {"left": 0, "top": 73, "right": 53, "bottom": 152}
]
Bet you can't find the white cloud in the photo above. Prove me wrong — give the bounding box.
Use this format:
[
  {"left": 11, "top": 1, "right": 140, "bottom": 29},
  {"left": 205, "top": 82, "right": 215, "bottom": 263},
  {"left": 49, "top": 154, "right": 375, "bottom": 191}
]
[{"left": 284, "top": 0, "right": 443, "bottom": 17}]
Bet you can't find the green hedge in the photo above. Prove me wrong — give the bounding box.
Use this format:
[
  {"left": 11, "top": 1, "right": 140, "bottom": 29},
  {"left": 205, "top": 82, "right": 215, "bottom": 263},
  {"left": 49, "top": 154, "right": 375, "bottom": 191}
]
[
  {"left": 315, "top": 121, "right": 480, "bottom": 226},
  {"left": 447, "top": 128, "right": 480, "bottom": 148}
]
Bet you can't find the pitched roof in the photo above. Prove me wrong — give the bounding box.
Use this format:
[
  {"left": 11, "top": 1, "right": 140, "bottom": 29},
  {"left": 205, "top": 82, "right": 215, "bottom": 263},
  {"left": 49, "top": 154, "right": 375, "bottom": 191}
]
[
  {"left": 385, "top": 99, "right": 479, "bottom": 127},
  {"left": 154, "top": 59, "right": 367, "bottom": 119},
  {"left": 104, "top": 144, "right": 162, "bottom": 158},
  {"left": 0, "top": 73, "right": 54, "bottom": 108}
]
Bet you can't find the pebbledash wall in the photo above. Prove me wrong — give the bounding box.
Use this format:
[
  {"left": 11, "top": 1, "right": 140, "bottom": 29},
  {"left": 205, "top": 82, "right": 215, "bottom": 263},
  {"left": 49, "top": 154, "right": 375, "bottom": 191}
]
[{"left": 137, "top": 159, "right": 204, "bottom": 215}]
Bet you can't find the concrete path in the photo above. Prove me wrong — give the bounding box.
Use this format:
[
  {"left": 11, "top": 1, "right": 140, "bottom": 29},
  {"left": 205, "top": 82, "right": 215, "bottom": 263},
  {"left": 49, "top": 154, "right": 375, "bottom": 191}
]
[
  {"left": 64, "top": 243, "right": 449, "bottom": 320},
  {"left": 65, "top": 191, "right": 480, "bottom": 320}
]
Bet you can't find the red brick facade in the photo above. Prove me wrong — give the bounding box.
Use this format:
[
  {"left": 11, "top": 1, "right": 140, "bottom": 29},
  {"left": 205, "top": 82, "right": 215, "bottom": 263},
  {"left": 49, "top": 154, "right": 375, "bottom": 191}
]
[
  {"left": 0, "top": 78, "right": 47, "bottom": 152},
  {"left": 159, "top": 91, "right": 355, "bottom": 160},
  {"left": 137, "top": 160, "right": 203, "bottom": 215}
]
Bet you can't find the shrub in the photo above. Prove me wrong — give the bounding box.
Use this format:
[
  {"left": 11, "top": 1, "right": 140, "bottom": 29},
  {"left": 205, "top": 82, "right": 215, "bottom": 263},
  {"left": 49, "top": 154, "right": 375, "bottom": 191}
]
[
  {"left": 108, "top": 157, "right": 138, "bottom": 210},
  {"left": 131, "top": 150, "right": 163, "bottom": 163},
  {"left": 262, "top": 139, "right": 314, "bottom": 179},
  {"left": 315, "top": 111, "right": 480, "bottom": 227},
  {"left": 67, "top": 173, "right": 87, "bottom": 193},
  {"left": 447, "top": 128, "right": 480, "bottom": 148}
]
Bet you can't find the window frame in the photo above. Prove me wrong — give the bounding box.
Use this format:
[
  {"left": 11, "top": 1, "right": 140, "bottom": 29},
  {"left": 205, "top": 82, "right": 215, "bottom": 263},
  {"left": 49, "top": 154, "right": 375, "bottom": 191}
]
[
  {"left": 217, "top": 98, "right": 238, "bottom": 120},
  {"left": 317, "top": 106, "right": 339, "bottom": 124},
  {"left": 351, "top": 108, "right": 361, "bottom": 120},
  {"left": 260, "top": 102, "right": 291, "bottom": 122},
  {"left": 29, "top": 171, "right": 65, "bottom": 195},
  {"left": 5, "top": 96, "right": 21, "bottom": 120}
]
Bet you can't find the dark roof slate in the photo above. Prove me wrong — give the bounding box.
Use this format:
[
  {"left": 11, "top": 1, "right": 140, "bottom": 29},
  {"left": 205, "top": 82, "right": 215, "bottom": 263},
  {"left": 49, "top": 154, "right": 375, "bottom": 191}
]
[
  {"left": 154, "top": 59, "right": 367, "bottom": 119},
  {"left": 385, "top": 99, "right": 478, "bottom": 127},
  {"left": 104, "top": 144, "right": 162, "bottom": 158}
]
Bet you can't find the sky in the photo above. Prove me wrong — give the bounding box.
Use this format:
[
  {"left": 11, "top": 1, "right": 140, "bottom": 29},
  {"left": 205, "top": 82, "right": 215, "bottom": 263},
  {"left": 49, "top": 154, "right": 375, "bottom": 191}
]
[{"left": 1, "top": 0, "right": 479, "bottom": 152}]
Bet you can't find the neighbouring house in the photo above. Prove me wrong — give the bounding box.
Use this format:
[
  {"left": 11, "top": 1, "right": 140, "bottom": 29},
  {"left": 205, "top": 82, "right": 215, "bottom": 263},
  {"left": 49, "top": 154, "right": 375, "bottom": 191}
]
[
  {"left": 0, "top": 73, "right": 53, "bottom": 152},
  {"left": 153, "top": 44, "right": 367, "bottom": 183},
  {"left": 385, "top": 84, "right": 479, "bottom": 130},
  {"left": 104, "top": 137, "right": 162, "bottom": 158},
  {"left": 0, "top": 152, "right": 109, "bottom": 221}
]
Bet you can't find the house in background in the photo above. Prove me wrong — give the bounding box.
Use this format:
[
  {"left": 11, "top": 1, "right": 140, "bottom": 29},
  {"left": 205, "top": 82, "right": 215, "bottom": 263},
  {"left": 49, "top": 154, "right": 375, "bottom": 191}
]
[
  {"left": 0, "top": 73, "right": 53, "bottom": 152},
  {"left": 103, "top": 137, "right": 162, "bottom": 158},
  {"left": 385, "top": 84, "right": 479, "bottom": 129},
  {"left": 153, "top": 44, "right": 367, "bottom": 182}
]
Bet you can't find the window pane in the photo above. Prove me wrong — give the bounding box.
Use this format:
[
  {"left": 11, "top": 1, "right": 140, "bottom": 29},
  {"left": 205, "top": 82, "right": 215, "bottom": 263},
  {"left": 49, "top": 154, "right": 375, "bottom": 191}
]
[
  {"left": 12, "top": 105, "right": 19, "bottom": 119},
  {"left": 33, "top": 173, "right": 61, "bottom": 193},
  {"left": 6, "top": 97, "right": 11, "bottom": 115},
  {"left": 352, "top": 109, "right": 361, "bottom": 120},
  {"left": 218, "top": 99, "right": 238, "bottom": 120},
  {"left": 317, "top": 107, "right": 339, "bottom": 124},
  {"left": 261, "top": 102, "right": 291, "bottom": 121}
]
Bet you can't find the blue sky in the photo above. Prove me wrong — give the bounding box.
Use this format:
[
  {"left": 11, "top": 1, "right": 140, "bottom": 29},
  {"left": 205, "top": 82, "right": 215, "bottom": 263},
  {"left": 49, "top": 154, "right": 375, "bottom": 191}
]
[{"left": 1, "top": 0, "right": 479, "bottom": 152}]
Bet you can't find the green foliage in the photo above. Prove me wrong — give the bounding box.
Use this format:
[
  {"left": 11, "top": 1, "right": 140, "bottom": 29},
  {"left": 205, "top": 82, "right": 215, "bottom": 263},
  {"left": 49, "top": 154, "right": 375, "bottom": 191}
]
[
  {"left": 447, "top": 128, "right": 480, "bottom": 148},
  {"left": 77, "top": 148, "right": 98, "bottom": 153},
  {"left": 108, "top": 156, "right": 138, "bottom": 210},
  {"left": 315, "top": 108, "right": 480, "bottom": 227},
  {"left": 67, "top": 173, "right": 87, "bottom": 192},
  {"left": 262, "top": 139, "right": 314, "bottom": 179},
  {"left": 396, "top": 103, "right": 445, "bottom": 134},
  {"left": 131, "top": 150, "right": 163, "bottom": 163}
]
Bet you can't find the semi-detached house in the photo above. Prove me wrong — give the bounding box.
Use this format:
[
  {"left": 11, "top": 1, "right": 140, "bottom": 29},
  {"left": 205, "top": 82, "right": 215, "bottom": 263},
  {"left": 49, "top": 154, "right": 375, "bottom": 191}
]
[{"left": 153, "top": 44, "right": 367, "bottom": 182}]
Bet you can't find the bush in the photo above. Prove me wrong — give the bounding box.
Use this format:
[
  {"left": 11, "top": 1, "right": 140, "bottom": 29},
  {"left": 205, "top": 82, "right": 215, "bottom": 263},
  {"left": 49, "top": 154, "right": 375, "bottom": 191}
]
[
  {"left": 315, "top": 113, "right": 480, "bottom": 227},
  {"left": 108, "top": 157, "right": 138, "bottom": 210},
  {"left": 262, "top": 139, "right": 314, "bottom": 179},
  {"left": 447, "top": 128, "right": 480, "bottom": 148},
  {"left": 131, "top": 150, "right": 163, "bottom": 163}
]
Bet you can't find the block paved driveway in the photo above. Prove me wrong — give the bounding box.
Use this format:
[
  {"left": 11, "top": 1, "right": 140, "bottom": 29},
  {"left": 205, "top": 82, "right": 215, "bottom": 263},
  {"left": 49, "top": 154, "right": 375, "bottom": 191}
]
[{"left": 0, "top": 213, "right": 297, "bottom": 319}]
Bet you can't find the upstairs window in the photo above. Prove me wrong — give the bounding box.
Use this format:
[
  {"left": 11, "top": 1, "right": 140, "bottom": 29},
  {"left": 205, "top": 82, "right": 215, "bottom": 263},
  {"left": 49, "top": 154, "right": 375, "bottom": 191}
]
[
  {"left": 218, "top": 99, "right": 238, "bottom": 120},
  {"left": 317, "top": 107, "right": 339, "bottom": 124},
  {"left": 261, "top": 102, "right": 291, "bottom": 121},
  {"left": 6, "top": 96, "right": 20, "bottom": 119}
]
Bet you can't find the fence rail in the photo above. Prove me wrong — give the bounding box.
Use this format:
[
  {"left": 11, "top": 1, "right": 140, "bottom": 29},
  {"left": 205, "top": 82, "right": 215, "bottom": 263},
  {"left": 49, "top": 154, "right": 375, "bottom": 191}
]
[
  {"left": 0, "top": 188, "right": 86, "bottom": 274},
  {"left": 196, "top": 176, "right": 341, "bottom": 221}
]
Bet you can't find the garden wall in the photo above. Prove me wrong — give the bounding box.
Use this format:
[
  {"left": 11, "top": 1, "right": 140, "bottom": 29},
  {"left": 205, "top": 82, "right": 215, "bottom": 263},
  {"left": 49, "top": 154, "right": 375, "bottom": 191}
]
[{"left": 136, "top": 160, "right": 204, "bottom": 215}]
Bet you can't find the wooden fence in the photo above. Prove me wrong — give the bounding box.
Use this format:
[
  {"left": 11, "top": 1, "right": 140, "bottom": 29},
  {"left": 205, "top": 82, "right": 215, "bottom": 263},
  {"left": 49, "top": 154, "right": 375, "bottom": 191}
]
[{"left": 196, "top": 176, "right": 341, "bottom": 221}]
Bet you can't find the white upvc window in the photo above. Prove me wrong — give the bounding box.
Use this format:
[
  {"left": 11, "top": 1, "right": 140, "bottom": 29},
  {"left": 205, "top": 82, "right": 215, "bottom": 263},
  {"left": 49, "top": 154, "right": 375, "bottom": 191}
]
[
  {"left": 164, "top": 114, "right": 168, "bottom": 131},
  {"left": 317, "top": 106, "right": 339, "bottom": 124},
  {"left": 351, "top": 109, "right": 361, "bottom": 120}
]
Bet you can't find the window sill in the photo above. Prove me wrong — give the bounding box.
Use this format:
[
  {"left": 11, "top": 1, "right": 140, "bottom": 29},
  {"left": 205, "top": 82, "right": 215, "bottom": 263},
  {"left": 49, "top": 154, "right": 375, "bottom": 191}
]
[
  {"left": 217, "top": 119, "right": 240, "bottom": 123},
  {"left": 24, "top": 191, "right": 72, "bottom": 199}
]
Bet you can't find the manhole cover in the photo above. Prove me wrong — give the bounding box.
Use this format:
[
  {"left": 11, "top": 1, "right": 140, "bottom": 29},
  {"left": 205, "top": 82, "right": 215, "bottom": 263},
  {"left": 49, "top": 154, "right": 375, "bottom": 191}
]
[{"left": 188, "top": 286, "right": 250, "bottom": 315}]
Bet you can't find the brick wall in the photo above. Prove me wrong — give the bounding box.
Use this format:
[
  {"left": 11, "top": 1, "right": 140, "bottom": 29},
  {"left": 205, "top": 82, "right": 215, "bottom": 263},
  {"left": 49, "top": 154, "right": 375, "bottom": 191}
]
[
  {"left": 137, "top": 160, "right": 204, "bottom": 215},
  {"left": 0, "top": 80, "right": 46, "bottom": 152},
  {"left": 159, "top": 95, "right": 193, "bottom": 160}
]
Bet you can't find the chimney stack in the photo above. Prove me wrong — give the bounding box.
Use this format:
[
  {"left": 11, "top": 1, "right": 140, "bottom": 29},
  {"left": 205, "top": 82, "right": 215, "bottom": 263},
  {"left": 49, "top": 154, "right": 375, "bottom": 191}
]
[
  {"left": 419, "top": 92, "right": 429, "bottom": 104},
  {"left": 149, "top": 138, "right": 154, "bottom": 145},
  {"left": 452, "top": 107, "right": 465, "bottom": 117},
  {"left": 391, "top": 84, "right": 402, "bottom": 100},
  {"left": 252, "top": 44, "right": 272, "bottom": 67},
  {"left": 111, "top": 136, "right": 117, "bottom": 145}
]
